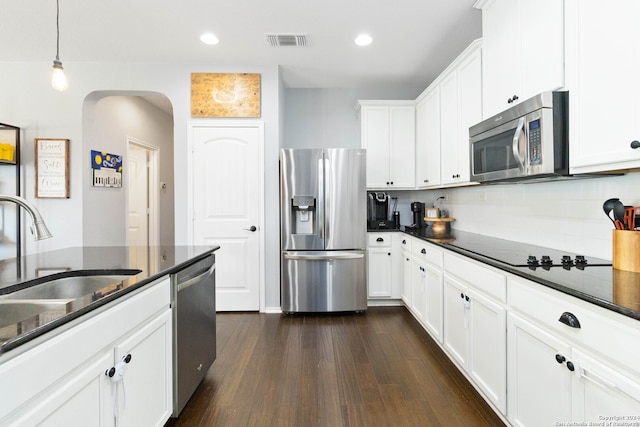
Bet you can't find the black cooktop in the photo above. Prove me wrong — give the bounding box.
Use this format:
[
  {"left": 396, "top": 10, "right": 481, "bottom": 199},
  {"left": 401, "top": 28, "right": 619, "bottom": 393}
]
[{"left": 442, "top": 232, "right": 612, "bottom": 269}]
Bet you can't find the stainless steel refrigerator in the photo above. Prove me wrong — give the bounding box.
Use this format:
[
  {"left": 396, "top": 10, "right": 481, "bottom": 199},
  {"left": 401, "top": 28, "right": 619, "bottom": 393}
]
[{"left": 280, "top": 148, "right": 367, "bottom": 313}]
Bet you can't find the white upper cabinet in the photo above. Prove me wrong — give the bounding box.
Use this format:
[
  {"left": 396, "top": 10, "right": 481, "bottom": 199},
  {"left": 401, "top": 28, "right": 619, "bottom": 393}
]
[
  {"left": 476, "top": 0, "right": 565, "bottom": 119},
  {"left": 566, "top": 0, "right": 640, "bottom": 173},
  {"left": 441, "top": 45, "right": 482, "bottom": 186},
  {"left": 415, "top": 87, "right": 441, "bottom": 188},
  {"left": 359, "top": 101, "right": 415, "bottom": 189},
  {"left": 415, "top": 40, "right": 482, "bottom": 188}
]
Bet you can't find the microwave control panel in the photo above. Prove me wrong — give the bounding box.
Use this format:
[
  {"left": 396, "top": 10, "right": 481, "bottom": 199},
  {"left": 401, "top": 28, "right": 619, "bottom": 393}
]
[{"left": 528, "top": 119, "right": 542, "bottom": 165}]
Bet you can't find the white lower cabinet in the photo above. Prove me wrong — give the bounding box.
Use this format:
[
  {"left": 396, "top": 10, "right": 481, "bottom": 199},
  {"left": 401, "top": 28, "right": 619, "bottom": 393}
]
[
  {"left": 367, "top": 233, "right": 393, "bottom": 298},
  {"left": 443, "top": 254, "right": 507, "bottom": 415},
  {"left": 114, "top": 309, "right": 173, "bottom": 427},
  {"left": 572, "top": 349, "right": 640, "bottom": 421},
  {"left": 507, "top": 312, "right": 573, "bottom": 426},
  {"left": 0, "top": 277, "right": 172, "bottom": 426},
  {"left": 508, "top": 276, "right": 640, "bottom": 425},
  {"left": 410, "top": 239, "right": 444, "bottom": 342},
  {"left": 397, "top": 236, "right": 640, "bottom": 423},
  {"left": 399, "top": 237, "right": 412, "bottom": 305}
]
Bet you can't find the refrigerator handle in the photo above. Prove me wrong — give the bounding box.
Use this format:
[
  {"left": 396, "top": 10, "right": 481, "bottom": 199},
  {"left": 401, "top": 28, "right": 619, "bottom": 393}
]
[
  {"left": 317, "top": 157, "right": 325, "bottom": 241},
  {"left": 283, "top": 252, "right": 365, "bottom": 260}
]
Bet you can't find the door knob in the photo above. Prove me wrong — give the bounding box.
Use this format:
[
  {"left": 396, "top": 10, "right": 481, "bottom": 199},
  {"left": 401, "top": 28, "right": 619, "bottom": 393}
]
[{"left": 244, "top": 226, "right": 257, "bottom": 232}]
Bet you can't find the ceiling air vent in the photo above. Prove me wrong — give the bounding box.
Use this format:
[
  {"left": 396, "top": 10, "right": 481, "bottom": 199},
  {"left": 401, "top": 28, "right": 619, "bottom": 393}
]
[{"left": 266, "top": 33, "right": 308, "bottom": 47}]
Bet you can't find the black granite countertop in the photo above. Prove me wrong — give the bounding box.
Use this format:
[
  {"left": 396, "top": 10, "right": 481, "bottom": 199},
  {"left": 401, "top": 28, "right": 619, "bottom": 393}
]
[
  {"left": 0, "top": 246, "right": 219, "bottom": 354},
  {"left": 400, "top": 227, "right": 640, "bottom": 321}
]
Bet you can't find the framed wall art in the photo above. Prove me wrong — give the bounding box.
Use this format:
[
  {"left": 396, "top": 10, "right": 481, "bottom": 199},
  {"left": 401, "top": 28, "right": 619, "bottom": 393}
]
[
  {"left": 35, "top": 138, "right": 70, "bottom": 198},
  {"left": 191, "top": 72, "right": 261, "bottom": 118},
  {"left": 91, "top": 150, "right": 123, "bottom": 188}
]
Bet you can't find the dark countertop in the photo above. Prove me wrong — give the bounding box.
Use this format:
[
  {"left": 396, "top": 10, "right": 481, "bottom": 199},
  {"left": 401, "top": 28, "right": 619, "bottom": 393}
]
[
  {"left": 399, "top": 228, "right": 640, "bottom": 322},
  {"left": 0, "top": 245, "right": 219, "bottom": 354}
]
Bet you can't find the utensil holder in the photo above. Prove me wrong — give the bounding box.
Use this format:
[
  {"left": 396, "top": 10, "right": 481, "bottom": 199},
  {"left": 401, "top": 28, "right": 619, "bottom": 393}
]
[
  {"left": 612, "top": 268, "right": 640, "bottom": 311},
  {"left": 612, "top": 230, "right": 640, "bottom": 272}
]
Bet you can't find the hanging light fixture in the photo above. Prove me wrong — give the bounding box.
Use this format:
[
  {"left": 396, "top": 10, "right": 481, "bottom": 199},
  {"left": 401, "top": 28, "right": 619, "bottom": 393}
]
[{"left": 51, "top": 0, "right": 68, "bottom": 91}]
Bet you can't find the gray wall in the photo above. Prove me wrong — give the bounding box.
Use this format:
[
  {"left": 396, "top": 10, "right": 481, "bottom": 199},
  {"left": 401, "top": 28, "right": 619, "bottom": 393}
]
[
  {"left": 283, "top": 87, "right": 423, "bottom": 148},
  {"left": 82, "top": 94, "right": 175, "bottom": 247}
]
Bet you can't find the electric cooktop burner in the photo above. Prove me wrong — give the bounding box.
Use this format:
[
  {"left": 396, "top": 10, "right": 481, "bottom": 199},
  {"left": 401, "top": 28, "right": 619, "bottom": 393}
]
[{"left": 442, "top": 233, "right": 612, "bottom": 271}]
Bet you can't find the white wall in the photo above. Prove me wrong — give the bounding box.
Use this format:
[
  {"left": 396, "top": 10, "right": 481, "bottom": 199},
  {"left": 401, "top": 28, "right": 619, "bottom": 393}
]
[{"left": 0, "top": 61, "right": 283, "bottom": 310}]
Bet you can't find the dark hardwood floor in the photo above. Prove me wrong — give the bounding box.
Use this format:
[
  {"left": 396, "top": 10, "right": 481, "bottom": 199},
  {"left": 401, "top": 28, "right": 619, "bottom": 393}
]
[{"left": 166, "top": 307, "right": 505, "bottom": 427}]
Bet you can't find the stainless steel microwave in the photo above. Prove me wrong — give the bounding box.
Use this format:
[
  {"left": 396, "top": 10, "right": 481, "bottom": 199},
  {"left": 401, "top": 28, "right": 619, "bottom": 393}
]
[{"left": 469, "top": 91, "right": 569, "bottom": 183}]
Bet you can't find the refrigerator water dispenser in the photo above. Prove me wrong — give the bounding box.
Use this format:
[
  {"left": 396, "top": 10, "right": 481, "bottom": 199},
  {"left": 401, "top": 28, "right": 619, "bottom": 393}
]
[{"left": 292, "top": 195, "right": 315, "bottom": 235}]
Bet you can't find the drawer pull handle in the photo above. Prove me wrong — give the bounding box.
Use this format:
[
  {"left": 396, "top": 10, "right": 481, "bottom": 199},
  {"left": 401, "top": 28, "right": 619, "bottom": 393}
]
[
  {"left": 558, "top": 311, "right": 581, "bottom": 329},
  {"left": 376, "top": 237, "right": 384, "bottom": 242}
]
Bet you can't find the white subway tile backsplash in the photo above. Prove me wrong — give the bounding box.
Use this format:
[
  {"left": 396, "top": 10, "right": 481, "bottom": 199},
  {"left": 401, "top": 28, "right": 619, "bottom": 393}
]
[{"left": 405, "top": 171, "right": 640, "bottom": 261}]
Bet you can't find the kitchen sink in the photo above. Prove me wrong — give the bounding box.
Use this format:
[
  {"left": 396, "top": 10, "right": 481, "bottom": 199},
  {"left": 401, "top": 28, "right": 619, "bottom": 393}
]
[
  {"left": 0, "top": 300, "right": 72, "bottom": 329},
  {"left": 0, "top": 275, "right": 136, "bottom": 301}
]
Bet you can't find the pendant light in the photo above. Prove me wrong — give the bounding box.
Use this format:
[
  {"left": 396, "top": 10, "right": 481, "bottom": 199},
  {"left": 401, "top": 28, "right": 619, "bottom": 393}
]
[{"left": 51, "top": 0, "right": 68, "bottom": 91}]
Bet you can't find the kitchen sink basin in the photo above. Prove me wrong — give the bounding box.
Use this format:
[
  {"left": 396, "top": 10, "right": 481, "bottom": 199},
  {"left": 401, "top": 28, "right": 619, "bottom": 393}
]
[
  {"left": 0, "top": 275, "right": 135, "bottom": 301},
  {"left": 0, "top": 300, "right": 72, "bottom": 329}
]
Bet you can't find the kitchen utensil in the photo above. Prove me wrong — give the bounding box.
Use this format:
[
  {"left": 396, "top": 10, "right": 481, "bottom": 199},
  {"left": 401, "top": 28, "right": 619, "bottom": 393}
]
[
  {"left": 613, "top": 200, "right": 628, "bottom": 230},
  {"left": 624, "top": 206, "right": 638, "bottom": 231},
  {"left": 603, "top": 198, "right": 620, "bottom": 227},
  {"left": 615, "top": 219, "right": 625, "bottom": 230}
]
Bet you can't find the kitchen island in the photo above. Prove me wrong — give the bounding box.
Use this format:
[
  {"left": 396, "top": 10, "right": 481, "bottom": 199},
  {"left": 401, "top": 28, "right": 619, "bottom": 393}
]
[{"left": 0, "top": 245, "right": 218, "bottom": 426}]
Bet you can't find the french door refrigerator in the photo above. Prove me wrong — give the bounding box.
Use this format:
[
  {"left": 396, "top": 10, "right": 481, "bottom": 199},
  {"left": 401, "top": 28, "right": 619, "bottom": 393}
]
[{"left": 280, "top": 148, "right": 367, "bottom": 313}]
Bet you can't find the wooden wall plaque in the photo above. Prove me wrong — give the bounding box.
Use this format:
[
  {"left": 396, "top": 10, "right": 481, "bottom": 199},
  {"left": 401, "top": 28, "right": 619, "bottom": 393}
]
[
  {"left": 35, "top": 138, "right": 70, "bottom": 198},
  {"left": 191, "top": 73, "right": 261, "bottom": 117}
]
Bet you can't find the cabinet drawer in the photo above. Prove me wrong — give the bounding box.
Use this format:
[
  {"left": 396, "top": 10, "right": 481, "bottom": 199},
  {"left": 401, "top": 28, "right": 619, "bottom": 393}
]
[
  {"left": 412, "top": 240, "right": 443, "bottom": 268},
  {"left": 509, "top": 276, "right": 640, "bottom": 376},
  {"left": 367, "top": 232, "right": 392, "bottom": 247},
  {"left": 444, "top": 253, "right": 506, "bottom": 303}
]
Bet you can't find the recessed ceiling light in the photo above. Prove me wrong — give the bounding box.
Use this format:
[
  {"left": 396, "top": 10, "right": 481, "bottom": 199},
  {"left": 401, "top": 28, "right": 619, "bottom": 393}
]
[
  {"left": 200, "top": 33, "right": 219, "bottom": 45},
  {"left": 355, "top": 34, "right": 372, "bottom": 46}
]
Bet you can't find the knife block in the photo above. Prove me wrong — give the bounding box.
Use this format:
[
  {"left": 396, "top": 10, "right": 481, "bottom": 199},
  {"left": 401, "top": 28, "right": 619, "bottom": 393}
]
[{"left": 612, "top": 230, "right": 640, "bottom": 272}]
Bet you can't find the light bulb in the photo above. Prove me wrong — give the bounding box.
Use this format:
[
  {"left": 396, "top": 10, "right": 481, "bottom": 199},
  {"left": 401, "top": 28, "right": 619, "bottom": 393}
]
[
  {"left": 51, "top": 60, "right": 68, "bottom": 91},
  {"left": 355, "top": 34, "right": 373, "bottom": 46}
]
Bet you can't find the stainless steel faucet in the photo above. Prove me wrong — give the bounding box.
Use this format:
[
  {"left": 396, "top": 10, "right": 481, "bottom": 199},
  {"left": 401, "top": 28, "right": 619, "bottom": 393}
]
[{"left": 0, "top": 194, "right": 52, "bottom": 240}]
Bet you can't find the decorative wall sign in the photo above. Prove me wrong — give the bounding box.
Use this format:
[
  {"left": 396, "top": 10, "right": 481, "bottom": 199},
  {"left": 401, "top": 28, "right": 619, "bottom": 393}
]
[
  {"left": 191, "top": 73, "right": 261, "bottom": 117},
  {"left": 91, "top": 150, "right": 123, "bottom": 188},
  {"left": 35, "top": 138, "right": 70, "bottom": 198}
]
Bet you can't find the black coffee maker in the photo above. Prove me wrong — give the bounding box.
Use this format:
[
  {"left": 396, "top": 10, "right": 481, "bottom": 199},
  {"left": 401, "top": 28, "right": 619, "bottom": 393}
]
[
  {"left": 367, "top": 192, "right": 397, "bottom": 229},
  {"left": 411, "top": 201, "right": 425, "bottom": 229}
]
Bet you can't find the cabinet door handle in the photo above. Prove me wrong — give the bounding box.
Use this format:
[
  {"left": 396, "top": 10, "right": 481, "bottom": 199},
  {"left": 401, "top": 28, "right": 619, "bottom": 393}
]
[
  {"left": 376, "top": 237, "right": 384, "bottom": 242},
  {"left": 421, "top": 248, "right": 426, "bottom": 254},
  {"left": 566, "top": 361, "right": 575, "bottom": 372},
  {"left": 558, "top": 311, "right": 581, "bottom": 329},
  {"left": 402, "top": 239, "right": 406, "bottom": 244},
  {"left": 555, "top": 354, "right": 566, "bottom": 364},
  {"left": 631, "top": 140, "right": 640, "bottom": 149}
]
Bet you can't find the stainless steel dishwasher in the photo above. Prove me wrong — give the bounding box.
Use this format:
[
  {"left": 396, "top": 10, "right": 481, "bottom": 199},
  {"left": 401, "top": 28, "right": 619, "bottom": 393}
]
[{"left": 171, "top": 254, "right": 216, "bottom": 417}]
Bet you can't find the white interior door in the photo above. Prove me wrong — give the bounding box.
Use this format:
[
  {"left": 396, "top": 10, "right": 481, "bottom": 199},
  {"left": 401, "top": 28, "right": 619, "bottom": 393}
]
[
  {"left": 191, "top": 124, "right": 262, "bottom": 311},
  {"left": 128, "top": 146, "right": 149, "bottom": 247},
  {"left": 127, "top": 139, "right": 159, "bottom": 274}
]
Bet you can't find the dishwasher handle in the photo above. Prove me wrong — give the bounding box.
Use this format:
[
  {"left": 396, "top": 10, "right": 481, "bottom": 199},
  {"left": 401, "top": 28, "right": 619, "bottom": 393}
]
[{"left": 177, "top": 263, "right": 215, "bottom": 292}]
